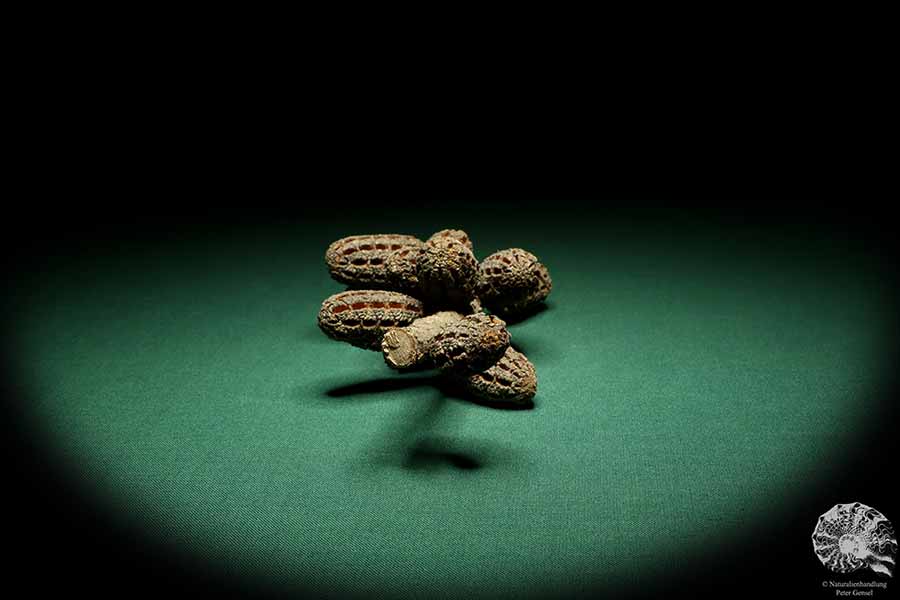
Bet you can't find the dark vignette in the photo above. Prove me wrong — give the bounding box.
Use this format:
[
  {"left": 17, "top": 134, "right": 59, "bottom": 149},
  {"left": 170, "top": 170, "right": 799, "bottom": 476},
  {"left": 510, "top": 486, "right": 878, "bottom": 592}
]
[{"left": 4, "top": 64, "right": 896, "bottom": 599}]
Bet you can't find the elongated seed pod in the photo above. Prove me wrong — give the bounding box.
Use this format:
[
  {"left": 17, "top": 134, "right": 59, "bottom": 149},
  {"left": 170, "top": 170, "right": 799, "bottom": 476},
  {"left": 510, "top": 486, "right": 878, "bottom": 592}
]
[
  {"left": 325, "top": 234, "right": 424, "bottom": 289},
  {"left": 429, "top": 313, "right": 510, "bottom": 374},
  {"left": 416, "top": 237, "right": 479, "bottom": 310},
  {"left": 381, "top": 311, "right": 464, "bottom": 370},
  {"left": 453, "top": 346, "right": 537, "bottom": 404},
  {"left": 318, "top": 290, "right": 424, "bottom": 350},
  {"left": 477, "top": 248, "right": 552, "bottom": 318},
  {"left": 427, "top": 229, "right": 473, "bottom": 252}
]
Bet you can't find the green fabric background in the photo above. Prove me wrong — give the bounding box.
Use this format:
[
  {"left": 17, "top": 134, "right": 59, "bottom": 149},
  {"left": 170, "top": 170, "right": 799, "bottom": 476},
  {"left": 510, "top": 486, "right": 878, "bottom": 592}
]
[{"left": 11, "top": 212, "right": 895, "bottom": 598}]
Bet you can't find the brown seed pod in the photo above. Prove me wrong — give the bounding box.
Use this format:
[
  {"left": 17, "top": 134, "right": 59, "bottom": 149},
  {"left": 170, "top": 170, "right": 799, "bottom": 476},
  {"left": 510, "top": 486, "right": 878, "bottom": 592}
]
[
  {"left": 453, "top": 346, "right": 537, "bottom": 404},
  {"left": 477, "top": 248, "right": 552, "bottom": 318},
  {"left": 426, "top": 229, "right": 474, "bottom": 252},
  {"left": 429, "top": 313, "right": 510, "bottom": 374},
  {"left": 383, "top": 245, "right": 421, "bottom": 293},
  {"left": 416, "top": 237, "right": 479, "bottom": 310},
  {"left": 325, "top": 234, "right": 423, "bottom": 289},
  {"left": 381, "top": 311, "right": 465, "bottom": 370},
  {"left": 318, "top": 290, "right": 424, "bottom": 350},
  {"left": 490, "top": 262, "right": 551, "bottom": 317}
]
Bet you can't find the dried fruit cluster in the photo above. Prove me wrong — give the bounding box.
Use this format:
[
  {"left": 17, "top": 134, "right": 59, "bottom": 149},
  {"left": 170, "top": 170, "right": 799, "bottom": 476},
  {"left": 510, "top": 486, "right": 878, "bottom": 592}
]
[{"left": 317, "top": 229, "right": 551, "bottom": 404}]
